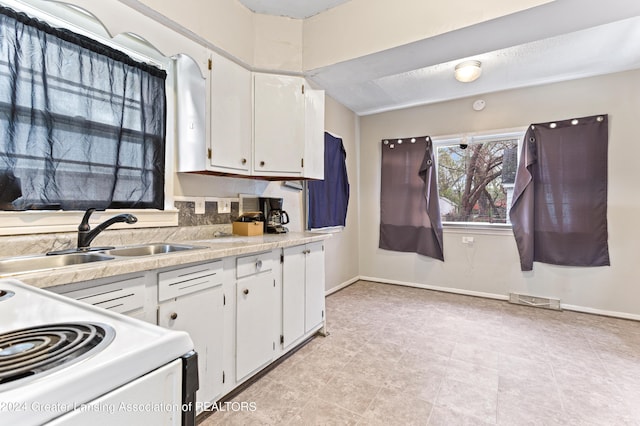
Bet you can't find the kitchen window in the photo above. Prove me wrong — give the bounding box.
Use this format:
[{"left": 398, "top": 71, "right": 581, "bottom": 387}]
[
  {"left": 433, "top": 130, "right": 523, "bottom": 227},
  {"left": 0, "top": 3, "right": 166, "bottom": 211},
  {"left": 0, "top": 0, "right": 177, "bottom": 235}
]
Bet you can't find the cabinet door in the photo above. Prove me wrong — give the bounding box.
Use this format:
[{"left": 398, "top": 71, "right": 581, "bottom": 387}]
[
  {"left": 175, "top": 53, "right": 207, "bottom": 173},
  {"left": 304, "top": 87, "right": 325, "bottom": 179},
  {"left": 282, "top": 245, "right": 306, "bottom": 348},
  {"left": 236, "top": 273, "right": 276, "bottom": 381},
  {"left": 210, "top": 51, "right": 252, "bottom": 173},
  {"left": 253, "top": 73, "right": 304, "bottom": 175},
  {"left": 305, "top": 242, "right": 326, "bottom": 332},
  {"left": 159, "top": 285, "right": 224, "bottom": 406}
]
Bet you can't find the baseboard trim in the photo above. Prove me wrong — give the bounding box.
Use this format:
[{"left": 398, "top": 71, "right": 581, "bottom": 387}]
[
  {"left": 358, "top": 276, "right": 640, "bottom": 322},
  {"left": 359, "top": 276, "right": 509, "bottom": 301},
  {"left": 325, "top": 276, "right": 360, "bottom": 296},
  {"left": 561, "top": 304, "right": 640, "bottom": 322}
]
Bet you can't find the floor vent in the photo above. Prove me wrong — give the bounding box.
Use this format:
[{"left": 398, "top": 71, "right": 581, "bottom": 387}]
[{"left": 509, "top": 293, "right": 561, "bottom": 311}]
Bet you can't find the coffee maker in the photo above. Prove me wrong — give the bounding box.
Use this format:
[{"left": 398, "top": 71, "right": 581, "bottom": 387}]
[{"left": 259, "top": 197, "right": 289, "bottom": 234}]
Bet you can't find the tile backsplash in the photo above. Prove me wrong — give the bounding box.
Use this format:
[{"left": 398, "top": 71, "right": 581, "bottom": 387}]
[
  {"left": 0, "top": 201, "right": 240, "bottom": 258},
  {"left": 176, "top": 201, "right": 240, "bottom": 226}
]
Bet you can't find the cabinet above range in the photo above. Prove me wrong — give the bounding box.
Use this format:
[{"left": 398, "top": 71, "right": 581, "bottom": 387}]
[{"left": 176, "top": 52, "right": 325, "bottom": 180}]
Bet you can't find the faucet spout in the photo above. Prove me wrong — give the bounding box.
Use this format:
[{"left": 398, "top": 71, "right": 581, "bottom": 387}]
[{"left": 77, "top": 209, "right": 138, "bottom": 251}]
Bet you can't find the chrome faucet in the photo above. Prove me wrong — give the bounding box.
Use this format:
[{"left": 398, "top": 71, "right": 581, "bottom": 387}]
[{"left": 77, "top": 208, "right": 138, "bottom": 251}]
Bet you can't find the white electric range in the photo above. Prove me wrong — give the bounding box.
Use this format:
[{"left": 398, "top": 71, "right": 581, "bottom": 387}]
[{"left": 0, "top": 278, "right": 198, "bottom": 426}]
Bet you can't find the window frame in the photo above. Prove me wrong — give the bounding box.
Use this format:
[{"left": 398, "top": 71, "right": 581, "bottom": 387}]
[
  {"left": 432, "top": 127, "right": 526, "bottom": 230},
  {"left": 0, "top": 0, "right": 178, "bottom": 235}
]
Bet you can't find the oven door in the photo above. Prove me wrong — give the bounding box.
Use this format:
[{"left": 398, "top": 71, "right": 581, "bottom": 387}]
[{"left": 48, "top": 359, "right": 183, "bottom": 425}]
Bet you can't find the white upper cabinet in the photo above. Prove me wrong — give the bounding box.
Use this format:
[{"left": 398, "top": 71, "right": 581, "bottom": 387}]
[
  {"left": 253, "top": 73, "right": 325, "bottom": 178},
  {"left": 209, "top": 51, "right": 252, "bottom": 174},
  {"left": 176, "top": 52, "right": 252, "bottom": 175},
  {"left": 253, "top": 73, "right": 305, "bottom": 176},
  {"left": 177, "top": 60, "right": 324, "bottom": 178},
  {"left": 175, "top": 54, "right": 208, "bottom": 173},
  {"left": 304, "top": 87, "right": 326, "bottom": 180}
]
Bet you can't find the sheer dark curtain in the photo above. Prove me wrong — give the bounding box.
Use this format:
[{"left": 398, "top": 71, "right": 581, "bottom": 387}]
[
  {"left": 308, "top": 132, "right": 349, "bottom": 229},
  {"left": 379, "top": 136, "right": 443, "bottom": 260},
  {"left": 509, "top": 114, "right": 610, "bottom": 271},
  {"left": 0, "top": 5, "right": 166, "bottom": 211}
]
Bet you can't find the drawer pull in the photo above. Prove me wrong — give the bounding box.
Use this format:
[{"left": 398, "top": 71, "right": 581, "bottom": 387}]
[
  {"left": 243, "top": 289, "right": 249, "bottom": 295},
  {"left": 170, "top": 312, "right": 178, "bottom": 320}
]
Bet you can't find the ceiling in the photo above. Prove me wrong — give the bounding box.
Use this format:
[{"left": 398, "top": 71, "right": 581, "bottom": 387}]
[
  {"left": 240, "top": 0, "right": 640, "bottom": 116},
  {"left": 237, "top": 0, "right": 351, "bottom": 19}
]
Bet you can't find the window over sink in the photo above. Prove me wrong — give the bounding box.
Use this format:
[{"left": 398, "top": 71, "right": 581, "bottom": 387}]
[
  {"left": 0, "top": 0, "right": 180, "bottom": 235},
  {"left": 0, "top": 3, "right": 167, "bottom": 211}
]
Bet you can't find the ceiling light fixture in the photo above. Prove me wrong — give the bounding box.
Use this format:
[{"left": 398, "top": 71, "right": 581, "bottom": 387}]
[{"left": 454, "top": 60, "right": 482, "bottom": 83}]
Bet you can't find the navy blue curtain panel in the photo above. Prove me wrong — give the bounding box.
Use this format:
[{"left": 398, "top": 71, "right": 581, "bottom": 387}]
[
  {"left": 379, "top": 136, "right": 443, "bottom": 261},
  {"left": 308, "top": 132, "right": 350, "bottom": 228},
  {"left": 510, "top": 114, "right": 610, "bottom": 271}
]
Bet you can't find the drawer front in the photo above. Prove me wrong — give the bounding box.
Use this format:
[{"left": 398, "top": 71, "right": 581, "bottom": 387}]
[
  {"left": 62, "top": 277, "right": 145, "bottom": 315},
  {"left": 236, "top": 251, "right": 274, "bottom": 279},
  {"left": 158, "top": 261, "right": 223, "bottom": 301}
]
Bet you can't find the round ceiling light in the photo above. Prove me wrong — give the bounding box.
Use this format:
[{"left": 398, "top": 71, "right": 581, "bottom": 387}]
[{"left": 454, "top": 60, "right": 482, "bottom": 83}]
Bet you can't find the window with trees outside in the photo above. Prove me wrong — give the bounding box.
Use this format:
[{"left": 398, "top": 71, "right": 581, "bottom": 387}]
[{"left": 435, "top": 132, "right": 522, "bottom": 225}]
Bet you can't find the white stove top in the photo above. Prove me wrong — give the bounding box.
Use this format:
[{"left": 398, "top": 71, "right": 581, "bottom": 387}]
[{"left": 0, "top": 278, "right": 194, "bottom": 425}]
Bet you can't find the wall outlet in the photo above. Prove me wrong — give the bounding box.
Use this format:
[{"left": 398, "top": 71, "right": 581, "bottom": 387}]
[
  {"left": 194, "top": 198, "right": 205, "bottom": 215},
  {"left": 462, "top": 236, "right": 474, "bottom": 245},
  {"left": 218, "top": 199, "right": 231, "bottom": 214}
]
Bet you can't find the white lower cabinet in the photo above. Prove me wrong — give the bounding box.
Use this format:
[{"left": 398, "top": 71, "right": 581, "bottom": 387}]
[
  {"left": 282, "top": 241, "right": 325, "bottom": 349},
  {"left": 304, "top": 242, "right": 326, "bottom": 333},
  {"left": 157, "top": 261, "right": 224, "bottom": 409},
  {"left": 51, "top": 240, "right": 326, "bottom": 408},
  {"left": 49, "top": 274, "right": 153, "bottom": 323},
  {"left": 235, "top": 251, "right": 278, "bottom": 382},
  {"left": 282, "top": 245, "right": 306, "bottom": 348}
]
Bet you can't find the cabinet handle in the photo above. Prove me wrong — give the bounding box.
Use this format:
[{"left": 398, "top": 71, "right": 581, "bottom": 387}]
[
  {"left": 241, "top": 158, "right": 247, "bottom": 165},
  {"left": 170, "top": 312, "right": 178, "bottom": 320},
  {"left": 243, "top": 289, "right": 249, "bottom": 295},
  {"left": 260, "top": 161, "right": 265, "bottom": 167},
  {"left": 256, "top": 259, "right": 263, "bottom": 270}
]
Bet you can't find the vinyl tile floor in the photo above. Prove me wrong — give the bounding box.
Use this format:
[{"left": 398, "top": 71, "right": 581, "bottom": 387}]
[{"left": 199, "top": 280, "right": 640, "bottom": 425}]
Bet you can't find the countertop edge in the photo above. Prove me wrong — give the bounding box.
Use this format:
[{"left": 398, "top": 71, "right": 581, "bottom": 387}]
[{"left": 6, "top": 232, "right": 331, "bottom": 290}]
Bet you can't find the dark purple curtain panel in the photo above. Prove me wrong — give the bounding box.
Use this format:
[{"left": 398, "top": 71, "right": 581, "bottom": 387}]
[
  {"left": 510, "top": 114, "right": 610, "bottom": 271},
  {"left": 379, "top": 136, "right": 444, "bottom": 261}
]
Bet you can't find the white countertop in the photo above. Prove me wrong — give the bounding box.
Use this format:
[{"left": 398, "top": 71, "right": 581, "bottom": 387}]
[{"left": 3, "top": 232, "right": 330, "bottom": 289}]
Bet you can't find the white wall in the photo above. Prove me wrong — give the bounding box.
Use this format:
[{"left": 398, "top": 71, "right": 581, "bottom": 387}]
[{"left": 359, "top": 69, "right": 640, "bottom": 318}]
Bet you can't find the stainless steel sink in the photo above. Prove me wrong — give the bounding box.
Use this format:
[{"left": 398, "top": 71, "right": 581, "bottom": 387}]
[
  {"left": 0, "top": 253, "right": 115, "bottom": 275},
  {"left": 103, "top": 243, "right": 204, "bottom": 257}
]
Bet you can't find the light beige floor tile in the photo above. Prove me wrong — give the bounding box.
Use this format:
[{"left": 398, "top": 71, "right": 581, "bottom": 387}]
[
  {"left": 288, "top": 397, "right": 363, "bottom": 425},
  {"left": 361, "top": 391, "right": 433, "bottom": 425},
  {"left": 428, "top": 406, "right": 494, "bottom": 426},
  {"left": 197, "top": 281, "right": 640, "bottom": 426},
  {"left": 434, "top": 378, "right": 498, "bottom": 424}
]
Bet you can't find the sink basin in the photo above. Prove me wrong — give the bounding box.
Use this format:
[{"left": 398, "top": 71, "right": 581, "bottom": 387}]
[
  {"left": 103, "top": 243, "right": 204, "bottom": 257},
  {"left": 0, "top": 253, "right": 114, "bottom": 275}
]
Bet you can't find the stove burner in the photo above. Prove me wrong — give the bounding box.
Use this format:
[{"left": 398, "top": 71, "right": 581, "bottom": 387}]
[
  {"left": 0, "top": 323, "right": 114, "bottom": 387},
  {"left": 0, "top": 290, "right": 14, "bottom": 302}
]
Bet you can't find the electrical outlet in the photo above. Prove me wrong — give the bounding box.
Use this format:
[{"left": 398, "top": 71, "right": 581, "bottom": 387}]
[
  {"left": 217, "top": 199, "right": 231, "bottom": 214},
  {"left": 462, "top": 236, "right": 474, "bottom": 245},
  {"left": 194, "top": 199, "right": 205, "bottom": 215}
]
